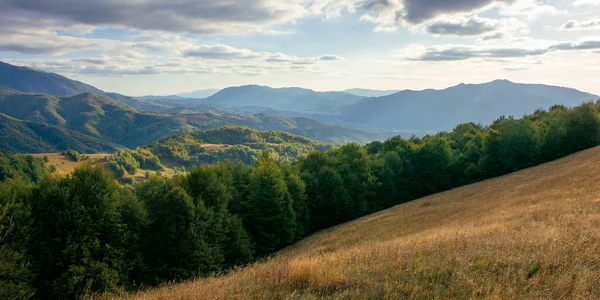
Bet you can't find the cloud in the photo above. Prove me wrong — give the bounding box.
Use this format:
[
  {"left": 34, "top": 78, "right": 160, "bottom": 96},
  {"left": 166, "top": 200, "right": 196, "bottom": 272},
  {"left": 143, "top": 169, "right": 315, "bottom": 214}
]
[
  {"left": 0, "top": 29, "right": 198, "bottom": 56},
  {"left": 573, "top": 0, "right": 600, "bottom": 7},
  {"left": 356, "top": 0, "right": 555, "bottom": 33},
  {"left": 400, "top": 37, "right": 600, "bottom": 61},
  {"left": 0, "top": 33, "right": 127, "bottom": 55},
  {"left": 0, "top": 0, "right": 309, "bottom": 35},
  {"left": 425, "top": 16, "right": 525, "bottom": 37},
  {"left": 550, "top": 40, "right": 600, "bottom": 51},
  {"left": 500, "top": 0, "right": 560, "bottom": 20},
  {"left": 407, "top": 45, "right": 547, "bottom": 61},
  {"left": 400, "top": 0, "right": 515, "bottom": 24},
  {"left": 426, "top": 17, "right": 499, "bottom": 36},
  {"left": 561, "top": 19, "right": 600, "bottom": 30},
  {"left": 183, "top": 45, "right": 260, "bottom": 60},
  {"left": 481, "top": 32, "right": 507, "bottom": 40},
  {"left": 319, "top": 55, "right": 345, "bottom": 61},
  {"left": 5, "top": 43, "right": 344, "bottom": 76}
]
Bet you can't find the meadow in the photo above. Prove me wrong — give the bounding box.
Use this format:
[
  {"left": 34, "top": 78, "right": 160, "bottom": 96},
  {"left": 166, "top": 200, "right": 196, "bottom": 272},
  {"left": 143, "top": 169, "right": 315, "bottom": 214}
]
[{"left": 125, "top": 146, "right": 600, "bottom": 299}]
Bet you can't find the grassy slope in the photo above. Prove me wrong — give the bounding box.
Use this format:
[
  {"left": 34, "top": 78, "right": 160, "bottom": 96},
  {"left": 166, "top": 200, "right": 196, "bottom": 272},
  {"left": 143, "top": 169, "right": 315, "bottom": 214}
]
[
  {"left": 31, "top": 153, "right": 180, "bottom": 181},
  {"left": 31, "top": 153, "right": 111, "bottom": 175},
  {"left": 128, "top": 147, "right": 600, "bottom": 299}
]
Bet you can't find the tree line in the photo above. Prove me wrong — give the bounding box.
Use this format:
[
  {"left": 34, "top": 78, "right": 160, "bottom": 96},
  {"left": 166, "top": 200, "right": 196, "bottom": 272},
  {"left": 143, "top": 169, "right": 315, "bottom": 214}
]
[{"left": 1, "top": 101, "right": 600, "bottom": 299}]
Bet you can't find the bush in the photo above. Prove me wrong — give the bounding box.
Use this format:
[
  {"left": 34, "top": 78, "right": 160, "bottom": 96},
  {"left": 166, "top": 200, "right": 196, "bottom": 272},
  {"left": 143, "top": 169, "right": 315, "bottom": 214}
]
[{"left": 62, "top": 148, "right": 82, "bottom": 162}]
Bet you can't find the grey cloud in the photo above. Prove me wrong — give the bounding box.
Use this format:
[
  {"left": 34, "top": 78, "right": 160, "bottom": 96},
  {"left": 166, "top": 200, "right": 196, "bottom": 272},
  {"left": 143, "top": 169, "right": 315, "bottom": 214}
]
[
  {"left": 319, "top": 55, "right": 344, "bottom": 61},
  {"left": 358, "top": 0, "right": 518, "bottom": 32},
  {"left": 550, "top": 40, "right": 600, "bottom": 51},
  {"left": 482, "top": 32, "right": 506, "bottom": 40},
  {"left": 426, "top": 17, "right": 499, "bottom": 36},
  {"left": 401, "top": 0, "right": 515, "bottom": 24},
  {"left": 409, "top": 38, "right": 600, "bottom": 61},
  {"left": 411, "top": 46, "right": 547, "bottom": 61},
  {"left": 0, "top": 34, "right": 122, "bottom": 55},
  {"left": 561, "top": 19, "right": 600, "bottom": 30},
  {"left": 183, "top": 45, "right": 260, "bottom": 60},
  {"left": 0, "top": 0, "right": 305, "bottom": 35}
]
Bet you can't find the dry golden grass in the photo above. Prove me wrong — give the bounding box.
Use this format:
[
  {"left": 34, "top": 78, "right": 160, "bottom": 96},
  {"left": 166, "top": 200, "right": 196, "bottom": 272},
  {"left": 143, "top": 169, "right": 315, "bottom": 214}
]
[
  {"left": 123, "top": 147, "right": 600, "bottom": 300},
  {"left": 30, "top": 153, "right": 179, "bottom": 181},
  {"left": 201, "top": 144, "right": 229, "bottom": 153},
  {"left": 31, "top": 153, "right": 110, "bottom": 175}
]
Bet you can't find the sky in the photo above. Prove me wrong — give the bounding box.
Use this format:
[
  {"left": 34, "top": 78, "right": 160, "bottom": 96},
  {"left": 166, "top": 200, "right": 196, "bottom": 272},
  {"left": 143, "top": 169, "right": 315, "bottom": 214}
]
[{"left": 1, "top": 0, "right": 599, "bottom": 96}]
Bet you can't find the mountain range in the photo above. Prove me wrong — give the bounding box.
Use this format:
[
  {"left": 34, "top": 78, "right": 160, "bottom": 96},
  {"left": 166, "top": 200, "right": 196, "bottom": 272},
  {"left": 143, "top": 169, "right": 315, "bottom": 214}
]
[
  {"left": 176, "top": 89, "right": 220, "bottom": 98},
  {"left": 339, "top": 80, "right": 599, "bottom": 133},
  {"left": 0, "top": 84, "right": 379, "bottom": 153},
  {"left": 136, "top": 80, "right": 598, "bottom": 136},
  {"left": 197, "top": 85, "right": 364, "bottom": 112},
  {"left": 342, "top": 88, "right": 400, "bottom": 97},
  {"left": 1, "top": 60, "right": 599, "bottom": 152}
]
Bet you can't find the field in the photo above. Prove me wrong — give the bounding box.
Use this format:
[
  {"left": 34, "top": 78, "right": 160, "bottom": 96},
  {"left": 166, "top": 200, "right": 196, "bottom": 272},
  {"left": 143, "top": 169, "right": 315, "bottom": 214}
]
[
  {"left": 124, "top": 146, "right": 600, "bottom": 299},
  {"left": 31, "top": 153, "right": 180, "bottom": 181},
  {"left": 31, "top": 153, "right": 110, "bottom": 175}
]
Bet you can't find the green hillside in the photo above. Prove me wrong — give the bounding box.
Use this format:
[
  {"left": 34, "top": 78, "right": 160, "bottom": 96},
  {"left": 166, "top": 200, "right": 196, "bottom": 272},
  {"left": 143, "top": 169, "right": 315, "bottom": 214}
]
[
  {"left": 0, "top": 88, "right": 378, "bottom": 153},
  {"left": 145, "top": 126, "right": 332, "bottom": 166},
  {"left": 0, "top": 113, "right": 122, "bottom": 153}
]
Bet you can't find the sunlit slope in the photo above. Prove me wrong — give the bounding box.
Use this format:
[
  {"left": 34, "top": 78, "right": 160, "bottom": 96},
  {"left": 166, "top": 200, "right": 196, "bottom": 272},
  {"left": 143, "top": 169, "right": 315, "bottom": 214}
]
[
  {"left": 129, "top": 147, "right": 600, "bottom": 299},
  {"left": 30, "top": 153, "right": 179, "bottom": 181}
]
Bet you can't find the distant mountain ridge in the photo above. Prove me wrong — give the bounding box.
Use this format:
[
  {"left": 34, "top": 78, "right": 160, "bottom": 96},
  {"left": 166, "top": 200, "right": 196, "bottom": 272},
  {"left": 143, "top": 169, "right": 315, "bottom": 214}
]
[
  {"left": 340, "top": 79, "right": 599, "bottom": 133},
  {"left": 343, "top": 88, "right": 400, "bottom": 97},
  {"left": 0, "top": 61, "right": 187, "bottom": 113},
  {"left": 3, "top": 60, "right": 598, "bottom": 141},
  {"left": 199, "top": 85, "right": 364, "bottom": 112},
  {"left": 177, "top": 89, "right": 220, "bottom": 98}
]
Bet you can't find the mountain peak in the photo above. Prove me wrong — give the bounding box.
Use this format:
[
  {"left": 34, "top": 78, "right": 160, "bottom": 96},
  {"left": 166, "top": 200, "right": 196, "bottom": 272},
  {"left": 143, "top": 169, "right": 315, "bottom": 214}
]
[{"left": 490, "top": 79, "right": 513, "bottom": 84}]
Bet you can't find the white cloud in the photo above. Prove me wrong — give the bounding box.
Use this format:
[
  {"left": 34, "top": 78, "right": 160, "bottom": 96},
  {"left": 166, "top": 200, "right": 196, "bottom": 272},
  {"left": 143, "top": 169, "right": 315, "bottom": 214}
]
[
  {"left": 573, "top": 0, "right": 600, "bottom": 7},
  {"left": 499, "top": 0, "right": 561, "bottom": 20},
  {"left": 5, "top": 43, "right": 345, "bottom": 77}
]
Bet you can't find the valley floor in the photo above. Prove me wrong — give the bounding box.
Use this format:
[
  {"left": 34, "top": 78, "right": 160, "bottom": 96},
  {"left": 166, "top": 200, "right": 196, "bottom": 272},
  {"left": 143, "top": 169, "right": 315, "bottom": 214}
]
[{"left": 123, "top": 147, "right": 600, "bottom": 299}]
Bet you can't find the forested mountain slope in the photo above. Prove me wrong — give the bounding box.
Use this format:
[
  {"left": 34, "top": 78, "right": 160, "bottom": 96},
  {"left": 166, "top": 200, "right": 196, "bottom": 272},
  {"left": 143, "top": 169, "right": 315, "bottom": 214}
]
[
  {"left": 0, "top": 113, "right": 121, "bottom": 153},
  {"left": 0, "top": 88, "right": 378, "bottom": 152},
  {"left": 3, "top": 101, "right": 600, "bottom": 299},
  {"left": 145, "top": 126, "right": 332, "bottom": 166}
]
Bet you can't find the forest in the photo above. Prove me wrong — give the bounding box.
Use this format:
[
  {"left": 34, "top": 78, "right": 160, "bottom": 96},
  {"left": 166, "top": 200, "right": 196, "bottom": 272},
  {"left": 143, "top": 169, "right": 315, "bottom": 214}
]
[{"left": 1, "top": 101, "right": 600, "bottom": 299}]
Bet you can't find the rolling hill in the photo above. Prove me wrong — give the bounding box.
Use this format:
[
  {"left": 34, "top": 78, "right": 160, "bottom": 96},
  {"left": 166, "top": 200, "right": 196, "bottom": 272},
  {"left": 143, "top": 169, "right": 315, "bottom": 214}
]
[
  {"left": 144, "top": 126, "right": 332, "bottom": 166},
  {"left": 341, "top": 80, "right": 599, "bottom": 133},
  {"left": 127, "top": 146, "right": 600, "bottom": 299},
  {"left": 0, "top": 88, "right": 379, "bottom": 153}
]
